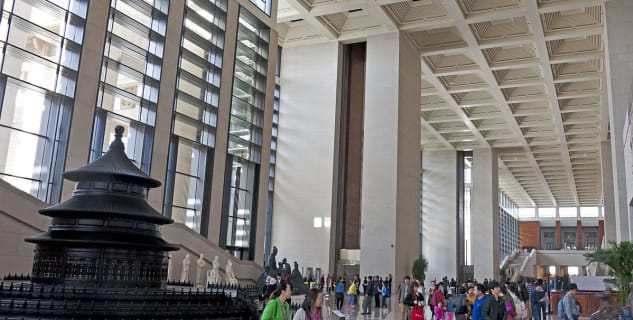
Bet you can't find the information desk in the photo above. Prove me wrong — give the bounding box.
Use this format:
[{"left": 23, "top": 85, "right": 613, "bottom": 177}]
[{"left": 550, "top": 290, "right": 617, "bottom": 317}]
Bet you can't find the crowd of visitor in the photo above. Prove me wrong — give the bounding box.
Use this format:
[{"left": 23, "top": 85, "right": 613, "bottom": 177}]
[{"left": 259, "top": 271, "right": 588, "bottom": 320}]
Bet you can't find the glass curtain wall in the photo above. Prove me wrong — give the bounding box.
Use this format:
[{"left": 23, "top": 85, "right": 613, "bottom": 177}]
[
  {"left": 499, "top": 192, "right": 519, "bottom": 264},
  {"left": 222, "top": 7, "right": 269, "bottom": 260},
  {"left": 463, "top": 153, "right": 472, "bottom": 265},
  {"left": 90, "top": 0, "right": 169, "bottom": 174},
  {"left": 0, "top": 0, "right": 87, "bottom": 203},
  {"left": 162, "top": 0, "right": 227, "bottom": 234}
]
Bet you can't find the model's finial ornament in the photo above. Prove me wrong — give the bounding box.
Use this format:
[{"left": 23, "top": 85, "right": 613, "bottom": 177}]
[{"left": 110, "top": 125, "right": 125, "bottom": 150}]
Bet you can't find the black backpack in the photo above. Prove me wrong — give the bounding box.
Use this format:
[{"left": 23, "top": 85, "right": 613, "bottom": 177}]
[{"left": 455, "top": 295, "right": 467, "bottom": 314}]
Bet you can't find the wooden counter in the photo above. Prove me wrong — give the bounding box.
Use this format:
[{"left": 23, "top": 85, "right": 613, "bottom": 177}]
[{"left": 551, "top": 290, "right": 617, "bottom": 317}]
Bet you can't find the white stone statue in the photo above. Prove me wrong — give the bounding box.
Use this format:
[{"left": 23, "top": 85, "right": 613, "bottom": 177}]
[
  {"left": 206, "top": 255, "right": 220, "bottom": 285},
  {"left": 195, "top": 253, "right": 206, "bottom": 288},
  {"left": 180, "top": 253, "right": 191, "bottom": 283},
  {"left": 167, "top": 253, "right": 173, "bottom": 281},
  {"left": 588, "top": 261, "right": 597, "bottom": 277},
  {"left": 225, "top": 259, "right": 238, "bottom": 285}
]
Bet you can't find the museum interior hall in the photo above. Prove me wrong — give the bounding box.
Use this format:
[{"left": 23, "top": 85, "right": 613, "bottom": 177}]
[{"left": 0, "top": 0, "right": 632, "bottom": 318}]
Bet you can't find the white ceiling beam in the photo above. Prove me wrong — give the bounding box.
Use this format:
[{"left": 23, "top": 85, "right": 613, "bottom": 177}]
[
  {"left": 489, "top": 58, "right": 542, "bottom": 71},
  {"left": 549, "top": 51, "right": 604, "bottom": 64},
  {"left": 399, "top": 17, "right": 455, "bottom": 32},
  {"left": 431, "top": 66, "right": 481, "bottom": 77},
  {"left": 277, "top": 12, "right": 303, "bottom": 23},
  {"left": 365, "top": 1, "right": 398, "bottom": 31},
  {"left": 446, "top": 83, "right": 490, "bottom": 93},
  {"left": 464, "top": 6, "right": 527, "bottom": 24},
  {"left": 557, "top": 90, "right": 603, "bottom": 99},
  {"left": 443, "top": 0, "right": 558, "bottom": 207},
  {"left": 420, "top": 116, "right": 454, "bottom": 150},
  {"left": 538, "top": 0, "right": 607, "bottom": 14},
  {"left": 308, "top": 0, "right": 365, "bottom": 16},
  {"left": 282, "top": 0, "right": 338, "bottom": 39},
  {"left": 554, "top": 72, "right": 603, "bottom": 83},
  {"left": 498, "top": 78, "right": 546, "bottom": 89},
  {"left": 477, "top": 35, "right": 535, "bottom": 49},
  {"left": 544, "top": 25, "right": 604, "bottom": 41},
  {"left": 419, "top": 44, "right": 469, "bottom": 56}
]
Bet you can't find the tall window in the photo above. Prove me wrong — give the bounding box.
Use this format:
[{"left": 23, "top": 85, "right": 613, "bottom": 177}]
[
  {"left": 222, "top": 7, "right": 269, "bottom": 260},
  {"left": 463, "top": 153, "right": 472, "bottom": 265},
  {"left": 583, "top": 229, "right": 598, "bottom": 250},
  {"left": 90, "top": 0, "right": 169, "bottom": 174},
  {"left": 249, "top": 0, "right": 272, "bottom": 16},
  {"left": 562, "top": 229, "right": 577, "bottom": 249},
  {"left": 0, "top": 0, "right": 87, "bottom": 202},
  {"left": 163, "top": 0, "right": 227, "bottom": 234},
  {"left": 541, "top": 229, "right": 556, "bottom": 250},
  {"left": 499, "top": 193, "right": 519, "bottom": 264}
]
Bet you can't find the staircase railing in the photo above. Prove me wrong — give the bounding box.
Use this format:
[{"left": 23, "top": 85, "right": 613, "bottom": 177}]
[{"left": 511, "top": 250, "right": 536, "bottom": 282}]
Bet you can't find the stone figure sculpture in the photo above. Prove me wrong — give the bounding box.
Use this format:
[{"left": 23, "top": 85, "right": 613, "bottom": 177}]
[
  {"left": 267, "top": 246, "right": 278, "bottom": 274},
  {"left": 206, "top": 256, "right": 220, "bottom": 285},
  {"left": 587, "top": 261, "right": 597, "bottom": 277},
  {"left": 257, "top": 246, "right": 279, "bottom": 289},
  {"left": 195, "top": 254, "right": 206, "bottom": 288},
  {"left": 167, "top": 253, "right": 173, "bottom": 281},
  {"left": 180, "top": 253, "right": 191, "bottom": 283},
  {"left": 225, "top": 260, "right": 238, "bottom": 285},
  {"left": 290, "top": 261, "right": 308, "bottom": 294},
  {"left": 280, "top": 258, "right": 291, "bottom": 279}
]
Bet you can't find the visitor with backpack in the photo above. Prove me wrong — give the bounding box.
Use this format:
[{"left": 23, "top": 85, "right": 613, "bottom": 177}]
[
  {"left": 454, "top": 287, "right": 469, "bottom": 320},
  {"left": 558, "top": 283, "right": 579, "bottom": 320},
  {"left": 506, "top": 283, "right": 523, "bottom": 320}
]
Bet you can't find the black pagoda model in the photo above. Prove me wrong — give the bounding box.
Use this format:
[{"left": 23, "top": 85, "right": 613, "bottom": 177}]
[
  {"left": 26, "top": 125, "right": 178, "bottom": 288},
  {"left": 0, "top": 126, "right": 258, "bottom": 319}
]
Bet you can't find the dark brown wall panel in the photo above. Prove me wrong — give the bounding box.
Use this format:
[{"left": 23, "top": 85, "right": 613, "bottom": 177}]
[
  {"left": 519, "top": 221, "right": 541, "bottom": 249},
  {"left": 341, "top": 43, "right": 365, "bottom": 249}
]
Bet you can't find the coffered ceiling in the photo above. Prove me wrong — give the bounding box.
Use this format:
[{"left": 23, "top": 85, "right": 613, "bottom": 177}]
[{"left": 276, "top": 0, "right": 609, "bottom": 208}]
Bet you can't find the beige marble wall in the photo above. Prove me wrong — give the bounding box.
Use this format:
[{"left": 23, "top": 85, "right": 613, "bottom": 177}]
[
  {"left": 0, "top": 180, "right": 48, "bottom": 276},
  {"left": 271, "top": 41, "right": 341, "bottom": 273}
]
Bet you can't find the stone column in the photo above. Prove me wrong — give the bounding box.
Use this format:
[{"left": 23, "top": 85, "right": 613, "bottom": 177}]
[
  {"left": 605, "top": 0, "right": 633, "bottom": 241},
  {"left": 601, "top": 140, "right": 617, "bottom": 245},
  {"left": 421, "top": 150, "right": 458, "bottom": 282},
  {"left": 253, "top": 33, "right": 279, "bottom": 265},
  {"left": 360, "top": 32, "right": 421, "bottom": 284},
  {"left": 147, "top": 0, "right": 185, "bottom": 210},
  {"left": 61, "top": 1, "right": 110, "bottom": 199},
  {"left": 471, "top": 148, "right": 499, "bottom": 280},
  {"left": 208, "top": 0, "right": 240, "bottom": 244}
]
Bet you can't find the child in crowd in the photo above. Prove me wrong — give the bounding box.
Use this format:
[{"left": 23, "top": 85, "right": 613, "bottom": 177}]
[
  {"left": 446, "top": 294, "right": 455, "bottom": 320},
  {"left": 436, "top": 301, "right": 445, "bottom": 320}
]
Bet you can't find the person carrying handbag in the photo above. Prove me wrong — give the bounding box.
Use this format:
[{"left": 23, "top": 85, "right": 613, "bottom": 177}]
[{"left": 405, "top": 281, "right": 426, "bottom": 320}]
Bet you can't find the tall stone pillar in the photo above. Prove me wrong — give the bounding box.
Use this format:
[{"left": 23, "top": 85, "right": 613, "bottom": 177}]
[
  {"left": 605, "top": 0, "right": 633, "bottom": 241},
  {"left": 471, "top": 148, "right": 499, "bottom": 280},
  {"left": 601, "top": 140, "right": 617, "bottom": 245},
  {"left": 421, "top": 150, "right": 458, "bottom": 283},
  {"left": 360, "top": 32, "right": 421, "bottom": 284}
]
